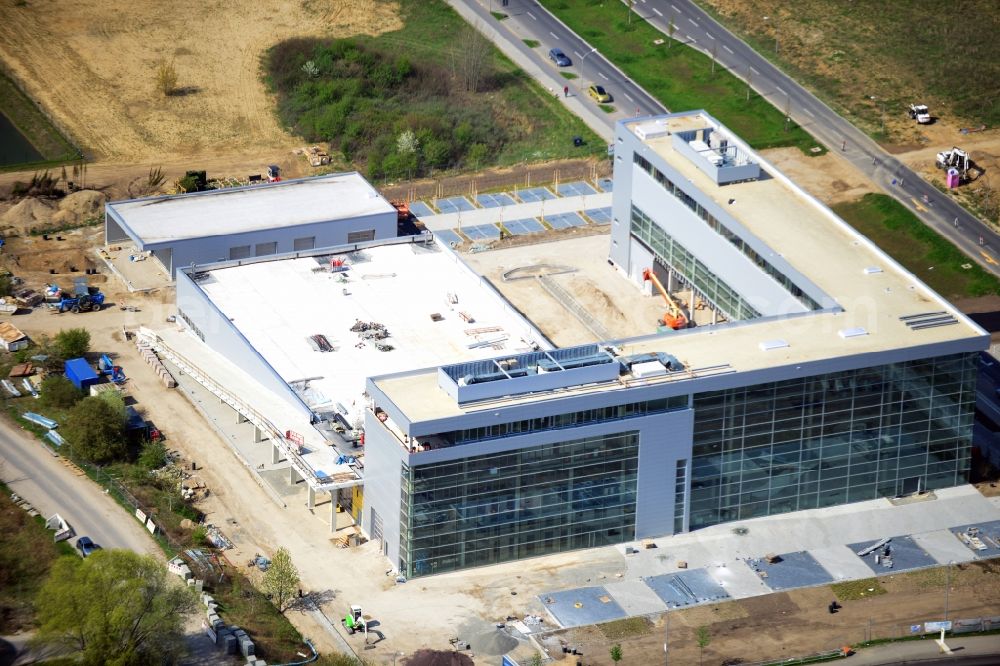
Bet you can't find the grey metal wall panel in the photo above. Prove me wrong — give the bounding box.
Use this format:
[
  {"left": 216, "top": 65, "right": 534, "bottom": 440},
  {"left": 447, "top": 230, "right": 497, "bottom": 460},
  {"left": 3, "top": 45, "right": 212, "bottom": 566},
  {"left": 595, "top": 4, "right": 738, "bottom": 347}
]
[
  {"left": 362, "top": 410, "right": 408, "bottom": 570},
  {"left": 634, "top": 409, "right": 694, "bottom": 538},
  {"left": 175, "top": 270, "right": 314, "bottom": 421},
  {"left": 150, "top": 210, "right": 396, "bottom": 277}
]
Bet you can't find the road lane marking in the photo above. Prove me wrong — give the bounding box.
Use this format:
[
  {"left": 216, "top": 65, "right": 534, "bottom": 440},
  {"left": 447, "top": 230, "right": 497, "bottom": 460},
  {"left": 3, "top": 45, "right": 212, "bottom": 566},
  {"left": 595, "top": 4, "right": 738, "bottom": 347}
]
[
  {"left": 624, "top": 93, "right": 634, "bottom": 102},
  {"left": 574, "top": 50, "right": 583, "bottom": 58},
  {"left": 723, "top": 45, "right": 734, "bottom": 54},
  {"left": 526, "top": 11, "right": 536, "bottom": 20},
  {"left": 803, "top": 108, "right": 815, "bottom": 117},
  {"left": 775, "top": 85, "right": 786, "bottom": 95},
  {"left": 981, "top": 251, "right": 998, "bottom": 266},
  {"left": 911, "top": 198, "right": 927, "bottom": 213},
  {"left": 750, "top": 66, "right": 759, "bottom": 75},
  {"left": 598, "top": 72, "right": 609, "bottom": 80},
  {"left": 671, "top": 4, "right": 680, "bottom": 12},
  {"left": 706, "top": 33, "right": 715, "bottom": 39},
  {"left": 688, "top": 18, "right": 699, "bottom": 26},
  {"left": 653, "top": 7, "right": 663, "bottom": 16},
  {"left": 550, "top": 31, "right": 559, "bottom": 39}
]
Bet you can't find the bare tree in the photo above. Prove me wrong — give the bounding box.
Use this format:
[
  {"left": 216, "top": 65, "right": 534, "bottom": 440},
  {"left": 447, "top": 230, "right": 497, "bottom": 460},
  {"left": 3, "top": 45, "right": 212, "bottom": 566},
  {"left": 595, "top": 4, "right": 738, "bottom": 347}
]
[
  {"left": 667, "top": 16, "right": 676, "bottom": 47},
  {"left": 453, "top": 23, "right": 492, "bottom": 93},
  {"left": 710, "top": 42, "right": 718, "bottom": 73}
]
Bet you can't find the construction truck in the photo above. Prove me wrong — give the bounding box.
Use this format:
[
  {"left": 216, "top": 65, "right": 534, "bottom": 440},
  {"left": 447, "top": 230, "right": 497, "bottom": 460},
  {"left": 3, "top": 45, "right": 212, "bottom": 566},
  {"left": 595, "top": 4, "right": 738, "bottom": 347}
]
[
  {"left": 642, "top": 268, "right": 688, "bottom": 330},
  {"left": 52, "top": 287, "right": 105, "bottom": 314},
  {"left": 936, "top": 147, "right": 983, "bottom": 182},
  {"left": 908, "top": 104, "right": 931, "bottom": 124}
]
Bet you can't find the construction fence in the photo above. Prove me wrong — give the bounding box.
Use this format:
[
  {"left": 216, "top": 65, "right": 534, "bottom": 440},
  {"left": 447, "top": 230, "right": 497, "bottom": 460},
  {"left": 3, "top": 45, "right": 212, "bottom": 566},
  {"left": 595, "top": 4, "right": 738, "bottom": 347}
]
[
  {"left": 738, "top": 614, "right": 1000, "bottom": 666},
  {"left": 378, "top": 158, "right": 611, "bottom": 203}
]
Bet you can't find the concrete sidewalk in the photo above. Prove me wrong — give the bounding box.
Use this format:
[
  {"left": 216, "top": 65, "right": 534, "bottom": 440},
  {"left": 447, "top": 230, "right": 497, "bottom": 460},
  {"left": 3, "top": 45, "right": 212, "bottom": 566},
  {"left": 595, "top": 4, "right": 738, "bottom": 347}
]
[
  {"left": 418, "top": 191, "right": 611, "bottom": 231},
  {"left": 849, "top": 633, "right": 1000, "bottom": 665}
]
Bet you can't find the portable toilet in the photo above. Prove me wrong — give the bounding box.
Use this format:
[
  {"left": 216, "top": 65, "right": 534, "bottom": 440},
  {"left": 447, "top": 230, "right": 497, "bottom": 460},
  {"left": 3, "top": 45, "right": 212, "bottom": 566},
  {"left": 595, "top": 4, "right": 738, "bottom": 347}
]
[
  {"left": 64, "top": 358, "right": 99, "bottom": 390},
  {"left": 946, "top": 168, "right": 961, "bottom": 189}
]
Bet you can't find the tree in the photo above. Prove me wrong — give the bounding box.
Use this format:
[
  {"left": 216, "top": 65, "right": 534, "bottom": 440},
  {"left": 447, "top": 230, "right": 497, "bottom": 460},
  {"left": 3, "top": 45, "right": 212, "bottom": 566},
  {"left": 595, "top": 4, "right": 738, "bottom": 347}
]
[
  {"left": 34, "top": 550, "right": 195, "bottom": 665},
  {"left": 453, "top": 23, "right": 492, "bottom": 93},
  {"left": 54, "top": 327, "right": 90, "bottom": 360},
  {"left": 63, "top": 396, "right": 127, "bottom": 464},
  {"left": 137, "top": 440, "right": 167, "bottom": 471},
  {"left": 261, "top": 547, "right": 300, "bottom": 612},
  {"left": 155, "top": 60, "right": 178, "bottom": 96},
  {"left": 610, "top": 643, "right": 623, "bottom": 663},
  {"left": 696, "top": 625, "right": 711, "bottom": 665},
  {"left": 40, "top": 375, "right": 82, "bottom": 410}
]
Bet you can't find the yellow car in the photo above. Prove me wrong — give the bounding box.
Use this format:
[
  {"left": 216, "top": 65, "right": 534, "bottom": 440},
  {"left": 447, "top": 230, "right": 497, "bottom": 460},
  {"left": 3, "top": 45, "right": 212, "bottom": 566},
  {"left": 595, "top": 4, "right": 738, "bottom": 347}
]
[{"left": 588, "top": 84, "right": 612, "bottom": 103}]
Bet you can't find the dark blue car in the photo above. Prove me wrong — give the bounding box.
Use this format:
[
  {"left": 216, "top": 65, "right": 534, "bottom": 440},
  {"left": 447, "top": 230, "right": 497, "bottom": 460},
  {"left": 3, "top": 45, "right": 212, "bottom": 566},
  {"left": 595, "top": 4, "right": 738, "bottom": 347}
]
[
  {"left": 548, "top": 48, "right": 572, "bottom": 67},
  {"left": 76, "top": 536, "right": 102, "bottom": 557}
]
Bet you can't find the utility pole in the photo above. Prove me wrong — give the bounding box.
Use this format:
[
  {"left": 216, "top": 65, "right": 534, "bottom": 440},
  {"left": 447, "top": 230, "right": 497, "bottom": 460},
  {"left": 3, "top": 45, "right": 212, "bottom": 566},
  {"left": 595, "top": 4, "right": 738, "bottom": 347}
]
[
  {"left": 944, "top": 560, "right": 954, "bottom": 621},
  {"left": 664, "top": 609, "right": 671, "bottom": 666}
]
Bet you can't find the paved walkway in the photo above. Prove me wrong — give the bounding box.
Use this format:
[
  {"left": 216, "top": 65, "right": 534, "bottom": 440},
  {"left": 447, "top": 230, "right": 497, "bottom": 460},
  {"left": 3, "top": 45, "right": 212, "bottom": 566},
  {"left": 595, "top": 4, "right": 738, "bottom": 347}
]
[
  {"left": 417, "top": 191, "right": 612, "bottom": 232},
  {"left": 538, "top": 486, "right": 1000, "bottom": 629},
  {"left": 850, "top": 633, "right": 1000, "bottom": 665}
]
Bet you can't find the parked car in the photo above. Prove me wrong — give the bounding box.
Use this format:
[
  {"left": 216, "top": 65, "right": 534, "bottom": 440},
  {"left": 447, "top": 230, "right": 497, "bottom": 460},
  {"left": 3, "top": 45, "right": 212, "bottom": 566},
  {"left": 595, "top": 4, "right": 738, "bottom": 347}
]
[
  {"left": 548, "top": 48, "right": 572, "bottom": 67},
  {"left": 76, "top": 536, "right": 102, "bottom": 557},
  {"left": 588, "top": 84, "right": 612, "bottom": 103}
]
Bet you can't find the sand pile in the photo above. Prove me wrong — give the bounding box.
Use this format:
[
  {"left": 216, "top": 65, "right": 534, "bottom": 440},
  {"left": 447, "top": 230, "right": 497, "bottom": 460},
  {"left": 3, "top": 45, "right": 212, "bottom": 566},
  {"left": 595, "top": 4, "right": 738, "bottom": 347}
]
[{"left": 0, "top": 190, "right": 106, "bottom": 234}]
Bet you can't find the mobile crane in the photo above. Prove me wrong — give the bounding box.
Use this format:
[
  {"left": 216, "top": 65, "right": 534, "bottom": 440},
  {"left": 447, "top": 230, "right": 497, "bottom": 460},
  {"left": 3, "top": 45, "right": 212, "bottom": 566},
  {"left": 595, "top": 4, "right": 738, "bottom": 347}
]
[{"left": 643, "top": 268, "right": 688, "bottom": 330}]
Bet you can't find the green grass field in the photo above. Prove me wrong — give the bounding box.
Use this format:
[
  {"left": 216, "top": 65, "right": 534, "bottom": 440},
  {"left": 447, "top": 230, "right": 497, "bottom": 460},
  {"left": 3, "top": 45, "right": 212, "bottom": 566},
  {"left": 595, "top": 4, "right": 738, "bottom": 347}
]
[
  {"left": 266, "top": 0, "right": 601, "bottom": 181},
  {"left": 0, "top": 73, "right": 80, "bottom": 172},
  {"left": 833, "top": 194, "right": 1000, "bottom": 298},
  {"left": 539, "top": 0, "right": 820, "bottom": 154}
]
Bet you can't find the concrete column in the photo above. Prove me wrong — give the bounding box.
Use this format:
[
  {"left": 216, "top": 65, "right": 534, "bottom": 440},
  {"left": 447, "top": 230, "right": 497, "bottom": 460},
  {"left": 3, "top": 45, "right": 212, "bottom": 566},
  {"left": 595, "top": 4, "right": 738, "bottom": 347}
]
[
  {"left": 272, "top": 443, "right": 281, "bottom": 464},
  {"left": 289, "top": 466, "right": 299, "bottom": 486},
  {"left": 307, "top": 486, "right": 316, "bottom": 509},
  {"left": 236, "top": 411, "right": 246, "bottom": 425},
  {"left": 712, "top": 308, "right": 718, "bottom": 325},
  {"left": 667, "top": 269, "right": 676, "bottom": 294},
  {"left": 331, "top": 493, "right": 337, "bottom": 532},
  {"left": 254, "top": 426, "right": 265, "bottom": 443}
]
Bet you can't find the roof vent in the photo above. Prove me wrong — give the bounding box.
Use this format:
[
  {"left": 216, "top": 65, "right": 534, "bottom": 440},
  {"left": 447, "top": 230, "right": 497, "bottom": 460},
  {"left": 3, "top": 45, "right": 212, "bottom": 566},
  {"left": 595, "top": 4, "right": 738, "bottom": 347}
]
[
  {"left": 759, "top": 339, "right": 789, "bottom": 351},
  {"left": 838, "top": 327, "right": 868, "bottom": 339},
  {"left": 863, "top": 266, "right": 883, "bottom": 275}
]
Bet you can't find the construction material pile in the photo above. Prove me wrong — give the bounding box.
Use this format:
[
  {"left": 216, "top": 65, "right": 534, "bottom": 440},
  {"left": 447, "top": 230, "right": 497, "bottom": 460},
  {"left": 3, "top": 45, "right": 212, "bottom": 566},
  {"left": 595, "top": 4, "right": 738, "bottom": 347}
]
[
  {"left": 136, "top": 337, "right": 177, "bottom": 388},
  {"left": 350, "top": 320, "right": 394, "bottom": 352}
]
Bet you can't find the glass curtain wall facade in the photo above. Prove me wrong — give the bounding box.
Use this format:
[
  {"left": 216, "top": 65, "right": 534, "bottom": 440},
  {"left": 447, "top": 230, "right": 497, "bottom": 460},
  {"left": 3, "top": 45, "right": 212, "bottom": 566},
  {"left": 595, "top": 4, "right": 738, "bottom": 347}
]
[
  {"left": 631, "top": 204, "right": 761, "bottom": 321},
  {"left": 400, "top": 432, "right": 639, "bottom": 577},
  {"left": 689, "top": 353, "right": 976, "bottom": 530}
]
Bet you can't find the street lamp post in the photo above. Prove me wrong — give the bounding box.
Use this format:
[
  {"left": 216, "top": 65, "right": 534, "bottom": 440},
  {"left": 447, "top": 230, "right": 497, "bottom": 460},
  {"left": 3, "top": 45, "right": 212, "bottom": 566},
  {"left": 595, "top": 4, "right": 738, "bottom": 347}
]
[
  {"left": 944, "top": 560, "right": 955, "bottom": 621},
  {"left": 762, "top": 16, "right": 779, "bottom": 54}
]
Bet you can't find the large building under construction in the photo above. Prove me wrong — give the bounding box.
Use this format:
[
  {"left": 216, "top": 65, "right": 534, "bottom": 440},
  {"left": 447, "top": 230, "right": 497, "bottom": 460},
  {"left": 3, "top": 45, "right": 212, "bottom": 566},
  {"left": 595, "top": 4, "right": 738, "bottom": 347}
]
[{"left": 169, "top": 111, "right": 986, "bottom": 579}]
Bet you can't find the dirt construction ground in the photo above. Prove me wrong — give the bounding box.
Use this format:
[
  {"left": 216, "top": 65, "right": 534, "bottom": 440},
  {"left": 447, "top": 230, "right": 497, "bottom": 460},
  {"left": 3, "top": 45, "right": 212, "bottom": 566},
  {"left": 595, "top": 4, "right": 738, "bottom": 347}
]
[
  {"left": 0, "top": 0, "right": 400, "bottom": 164},
  {"left": 555, "top": 560, "right": 1000, "bottom": 665}
]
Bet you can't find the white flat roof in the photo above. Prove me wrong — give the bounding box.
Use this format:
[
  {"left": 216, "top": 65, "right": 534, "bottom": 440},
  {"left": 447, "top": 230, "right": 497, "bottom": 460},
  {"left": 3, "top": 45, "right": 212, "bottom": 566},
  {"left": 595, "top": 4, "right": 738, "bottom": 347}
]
[
  {"left": 109, "top": 173, "right": 395, "bottom": 245},
  {"left": 195, "top": 241, "right": 551, "bottom": 427}
]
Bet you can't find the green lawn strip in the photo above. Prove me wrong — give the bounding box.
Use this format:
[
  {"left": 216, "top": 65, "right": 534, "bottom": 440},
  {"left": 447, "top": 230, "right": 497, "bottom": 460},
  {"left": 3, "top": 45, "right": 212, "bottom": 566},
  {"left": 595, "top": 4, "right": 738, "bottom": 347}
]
[
  {"left": 829, "top": 577, "right": 887, "bottom": 602},
  {"left": 539, "top": 1, "right": 819, "bottom": 154},
  {"left": 0, "top": 480, "right": 75, "bottom": 632},
  {"left": 598, "top": 616, "right": 651, "bottom": 640},
  {"left": 833, "top": 194, "right": 1000, "bottom": 298},
  {"left": 560, "top": 71, "right": 578, "bottom": 80},
  {"left": 0, "top": 73, "right": 80, "bottom": 169},
  {"left": 523, "top": 39, "right": 540, "bottom": 48},
  {"left": 490, "top": 11, "right": 508, "bottom": 21}
]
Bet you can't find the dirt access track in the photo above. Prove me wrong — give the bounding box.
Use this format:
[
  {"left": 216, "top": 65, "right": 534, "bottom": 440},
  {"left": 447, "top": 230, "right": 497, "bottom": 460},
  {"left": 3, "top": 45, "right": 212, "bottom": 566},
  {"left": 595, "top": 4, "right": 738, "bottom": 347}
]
[{"left": 0, "top": 0, "right": 400, "bottom": 164}]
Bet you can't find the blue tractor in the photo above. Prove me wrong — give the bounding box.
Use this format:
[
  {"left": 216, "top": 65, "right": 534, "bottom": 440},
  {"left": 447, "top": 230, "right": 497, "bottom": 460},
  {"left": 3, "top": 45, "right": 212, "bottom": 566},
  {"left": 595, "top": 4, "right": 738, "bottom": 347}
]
[{"left": 55, "top": 286, "right": 105, "bottom": 313}]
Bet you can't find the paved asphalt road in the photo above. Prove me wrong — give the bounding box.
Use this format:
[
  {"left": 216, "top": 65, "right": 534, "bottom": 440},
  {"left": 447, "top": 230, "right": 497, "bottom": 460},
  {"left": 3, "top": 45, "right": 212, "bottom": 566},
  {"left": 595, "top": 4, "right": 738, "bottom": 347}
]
[
  {"left": 0, "top": 421, "right": 160, "bottom": 557},
  {"left": 462, "top": 0, "right": 1000, "bottom": 276}
]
